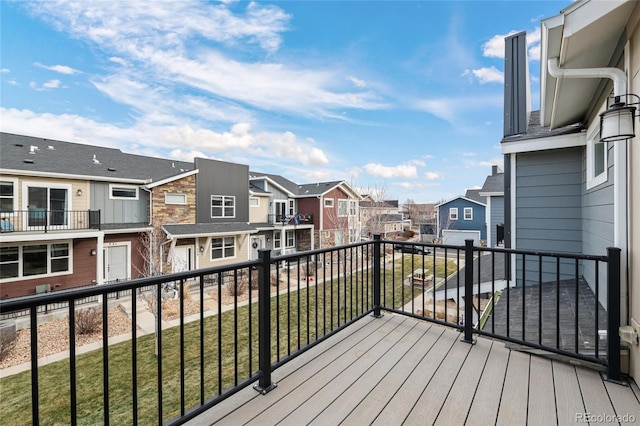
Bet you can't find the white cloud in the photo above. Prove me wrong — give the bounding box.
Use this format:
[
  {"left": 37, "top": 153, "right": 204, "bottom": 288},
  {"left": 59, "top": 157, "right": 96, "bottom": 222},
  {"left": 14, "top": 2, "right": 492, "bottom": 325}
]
[
  {"left": 415, "top": 95, "right": 503, "bottom": 123},
  {"left": 424, "top": 172, "right": 440, "bottom": 180},
  {"left": 1, "top": 68, "right": 9, "bottom": 73},
  {"left": 43, "top": 79, "right": 62, "bottom": 88},
  {"left": 483, "top": 27, "right": 541, "bottom": 62},
  {"left": 25, "top": 1, "right": 387, "bottom": 120},
  {"left": 35, "top": 63, "right": 79, "bottom": 75},
  {"left": 0, "top": 107, "right": 330, "bottom": 167},
  {"left": 482, "top": 31, "right": 520, "bottom": 58},
  {"left": 362, "top": 163, "right": 418, "bottom": 179},
  {"left": 347, "top": 76, "right": 367, "bottom": 88},
  {"left": 108, "top": 57, "right": 128, "bottom": 66},
  {"left": 469, "top": 66, "right": 503, "bottom": 84}
]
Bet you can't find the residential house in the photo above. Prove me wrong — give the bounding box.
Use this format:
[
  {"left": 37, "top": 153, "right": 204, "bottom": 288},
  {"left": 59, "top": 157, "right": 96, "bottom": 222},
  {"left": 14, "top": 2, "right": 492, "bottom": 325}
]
[
  {"left": 478, "top": 166, "right": 505, "bottom": 247},
  {"left": 500, "top": 0, "right": 639, "bottom": 379},
  {"left": 248, "top": 172, "right": 315, "bottom": 258},
  {"left": 435, "top": 195, "right": 486, "bottom": 245},
  {"left": 401, "top": 202, "right": 437, "bottom": 242},
  {"left": 161, "top": 158, "right": 259, "bottom": 271},
  {"left": 359, "top": 198, "right": 401, "bottom": 239},
  {"left": 0, "top": 132, "right": 192, "bottom": 298},
  {"left": 297, "top": 181, "right": 362, "bottom": 248}
]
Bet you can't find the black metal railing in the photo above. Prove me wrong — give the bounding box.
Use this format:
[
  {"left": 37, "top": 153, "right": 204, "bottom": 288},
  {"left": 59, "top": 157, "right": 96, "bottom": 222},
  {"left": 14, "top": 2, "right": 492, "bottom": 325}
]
[
  {"left": 0, "top": 237, "right": 622, "bottom": 425},
  {"left": 267, "top": 213, "right": 313, "bottom": 225},
  {"left": 0, "top": 209, "right": 101, "bottom": 233}
]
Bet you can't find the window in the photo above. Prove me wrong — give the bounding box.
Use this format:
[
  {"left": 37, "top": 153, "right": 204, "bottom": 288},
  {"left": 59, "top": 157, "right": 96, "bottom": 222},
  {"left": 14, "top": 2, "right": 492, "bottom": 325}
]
[
  {"left": 0, "top": 180, "right": 15, "bottom": 212},
  {"left": 285, "top": 230, "right": 295, "bottom": 248},
  {"left": 24, "top": 183, "right": 70, "bottom": 226},
  {"left": 449, "top": 208, "right": 458, "bottom": 220},
  {"left": 273, "top": 232, "right": 281, "bottom": 249},
  {"left": 324, "top": 198, "right": 334, "bottom": 208},
  {"left": 349, "top": 200, "right": 357, "bottom": 215},
  {"left": 0, "top": 242, "right": 71, "bottom": 281},
  {"left": 249, "top": 197, "right": 260, "bottom": 207},
  {"left": 586, "top": 130, "right": 607, "bottom": 189},
  {"left": 165, "top": 193, "right": 186, "bottom": 205},
  {"left": 464, "top": 207, "right": 473, "bottom": 220},
  {"left": 288, "top": 199, "right": 295, "bottom": 215},
  {"left": 349, "top": 228, "right": 358, "bottom": 243},
  {"left": 211, "top": 237, "right": 235, "bottom": 260},
  {"left": 211, "top": 195, "right": 235, "bottom": 218},
  {"left": 110, "top": 184, "right": 138, "bottom": 200},
  {"left": 338, "top": 200, "right": 348, "bottom": 216}
]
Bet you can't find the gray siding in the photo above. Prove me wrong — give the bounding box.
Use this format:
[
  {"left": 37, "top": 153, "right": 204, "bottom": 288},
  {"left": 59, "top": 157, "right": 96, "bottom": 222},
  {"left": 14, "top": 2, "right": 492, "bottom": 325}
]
[
  {"left": 489, "top": 196, "right": 504, "bottom": 247},
  {"left": 195, "top": 158, "right": 249, "bottom": 223},
  {"left": 91, "top": 182, "right": 148, "bottom": 224},
  {"left": 515, "top": 148, "right": 582, "bottom": 283},
  {"left": 582, "top": 143, "right": 615, "bottom": 307}
]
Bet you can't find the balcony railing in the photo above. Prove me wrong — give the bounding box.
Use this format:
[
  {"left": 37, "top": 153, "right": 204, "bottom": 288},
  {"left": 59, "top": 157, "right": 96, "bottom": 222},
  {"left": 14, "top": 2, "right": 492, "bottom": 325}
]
[
  {"left": 0, "top": 209, "right": 101, "bottom": 233},
  {"left": 0, "top": 236, "right": 622, "bottom": 425},
  {"left": 267, "top": 213, "right": 313, "bottom": 225}
]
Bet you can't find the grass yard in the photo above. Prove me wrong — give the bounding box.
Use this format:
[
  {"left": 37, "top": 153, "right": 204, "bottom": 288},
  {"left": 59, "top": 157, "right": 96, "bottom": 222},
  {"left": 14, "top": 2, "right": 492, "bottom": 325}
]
[{"left": 0, "top": 266, "right": 422, "bottom": 425}]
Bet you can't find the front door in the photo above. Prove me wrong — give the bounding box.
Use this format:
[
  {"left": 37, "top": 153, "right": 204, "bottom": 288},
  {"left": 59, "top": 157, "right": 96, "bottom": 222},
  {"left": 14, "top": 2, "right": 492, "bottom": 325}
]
[
  {"left": 250, "top": 236, "right": 265, "bottom": 260},
  {"left": 105, "top": 245, "right": 128, "bottom": 282},
  {"left": 172, "top": 246, "right": 195, "bottom": 273}
]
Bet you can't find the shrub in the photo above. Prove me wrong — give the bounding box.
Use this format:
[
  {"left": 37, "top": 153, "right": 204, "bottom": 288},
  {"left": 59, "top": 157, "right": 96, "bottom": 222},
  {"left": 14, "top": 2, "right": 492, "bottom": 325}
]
[
  {"left": 0, "top": 324, "right": 16, "bottom": 362},
  {"left": 75, "top": 307, "right": 102, "bottom": 335}
]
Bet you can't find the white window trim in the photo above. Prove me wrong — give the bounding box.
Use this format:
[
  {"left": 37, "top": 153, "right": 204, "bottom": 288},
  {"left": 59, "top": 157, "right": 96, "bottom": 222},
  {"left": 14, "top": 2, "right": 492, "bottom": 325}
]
[
  {"left": 0, "top": 240, "right": 73, "bottom": 283},
  {"left": 349, "top": 200, "right": 357, "bottom": 216},
  {"left": 288, "top": 199, "right": 295, "bottom": 215},
  {"left": 273, "top": 231, "right": 281, "bottom": 249},
  {"left": 249, "top": 197, "right": 260, "bottom": 207},
  {"left": 165, "top": 193, "right": 187, "bottom": 205},
  {"left": 338, "top": 199, "right": 348, "bottom": 217},
  {"left": 464, "top": 207, "right": 473, "bottom": 221},
  {"left": 22, "top": 181, "right": 73, "bottom": 210},
  {"left": 210, "top": 236, "right": 236, "bottom": 261},
  {"left": 586, "top": 129, "right": 608, "bottom": 189},
  {"left": 0, "top": 177, "right": 18, "bottom": 213},
  {"left": 109, "top": 184, "right": 139, "bottom": 200},
  {"left": 285, "top": 230, "right": 295, "bottom": 248},
  {"left": 324, "top": 198, "right": 334, "bottom": 208},
  {"left": 211, "top": 195, "right": 236, "bottom": 219},
  {"left": 449, "top": 207, "right": 458, "bottom": 221}
]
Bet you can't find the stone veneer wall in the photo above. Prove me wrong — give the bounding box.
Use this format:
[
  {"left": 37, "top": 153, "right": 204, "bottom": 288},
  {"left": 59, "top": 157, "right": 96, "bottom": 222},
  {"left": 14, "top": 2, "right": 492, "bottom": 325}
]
[{"left": 152, "top": 175, "right": 197, "bottom": 224}]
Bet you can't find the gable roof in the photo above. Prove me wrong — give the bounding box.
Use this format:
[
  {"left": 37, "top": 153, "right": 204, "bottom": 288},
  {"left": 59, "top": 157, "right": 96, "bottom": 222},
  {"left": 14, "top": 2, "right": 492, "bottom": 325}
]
[
  {"left": 249, "top": 171, "right": 298, "bottom": 196},
  {"left": 435, "top": 195, "right": 486, "bottom": 208},
  {"left": 479, "top": 173, "right": 504, "bottom": 196},
  {"left": 0, "top": 132, "right": 194, "bottom": 183},
  {"left": 464, "top": 189, "right": 486, "bottom": 205},
  {"left": 360, "top": 200, "right": 399, "bottom": 208}
]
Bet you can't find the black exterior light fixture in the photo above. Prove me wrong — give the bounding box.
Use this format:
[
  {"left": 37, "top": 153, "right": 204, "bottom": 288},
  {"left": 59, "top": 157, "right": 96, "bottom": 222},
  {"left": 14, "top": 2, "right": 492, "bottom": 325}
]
[{"left": 600, "top": 94, "right": 639, "bottom": 142}]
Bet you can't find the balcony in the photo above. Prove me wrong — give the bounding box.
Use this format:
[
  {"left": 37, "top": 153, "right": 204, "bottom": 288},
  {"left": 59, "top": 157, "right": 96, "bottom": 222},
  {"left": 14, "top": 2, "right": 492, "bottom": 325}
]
[
  {"left": 0, "top": 238, "right": 637, "bottom": 425},
  {"left": 268, "top": 213, "right": 313, "bottom": 226},
  {"left": 0, "top": 209, "right": 101, "bottom": 233}
]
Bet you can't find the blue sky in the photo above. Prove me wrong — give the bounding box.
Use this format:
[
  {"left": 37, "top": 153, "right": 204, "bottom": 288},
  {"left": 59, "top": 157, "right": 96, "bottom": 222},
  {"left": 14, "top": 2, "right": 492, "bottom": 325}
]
[{"left": 1, "top": 0, "right": 568, "bottom": 203}]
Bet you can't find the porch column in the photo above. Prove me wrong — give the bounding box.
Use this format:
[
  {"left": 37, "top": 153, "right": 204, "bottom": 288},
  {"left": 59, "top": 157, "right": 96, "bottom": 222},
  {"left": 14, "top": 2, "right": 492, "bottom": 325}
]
[{"left": 96, "top": 232, "right": 104, "bottom": 285}]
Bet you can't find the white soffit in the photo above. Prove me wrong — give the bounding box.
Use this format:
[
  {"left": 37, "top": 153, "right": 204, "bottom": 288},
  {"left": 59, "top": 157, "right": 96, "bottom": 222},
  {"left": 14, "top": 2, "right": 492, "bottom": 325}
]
[{"left": 541, "top": 0, "right": 635, "bottom": 129}]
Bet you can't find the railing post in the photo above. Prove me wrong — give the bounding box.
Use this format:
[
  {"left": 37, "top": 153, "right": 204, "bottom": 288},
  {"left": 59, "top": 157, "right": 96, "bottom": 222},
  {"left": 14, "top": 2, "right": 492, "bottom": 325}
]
[
  {"left": 606, "top": 247, "right": 622, "bottom": 383},
  {"left": 254, "top": 249, "right": 277, "bottom": 394},
  {"left": 371, "top": 234, "right": 383, "bottom": 318},
  {"left": 462, "top": 239, "right": 475, "bottom": 344}
]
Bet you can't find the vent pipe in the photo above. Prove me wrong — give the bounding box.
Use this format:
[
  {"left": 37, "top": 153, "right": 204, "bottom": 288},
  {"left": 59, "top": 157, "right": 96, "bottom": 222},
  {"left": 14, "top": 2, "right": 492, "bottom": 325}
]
[{"left": 548, "top": 57, "right": 627, "bottom": 97}]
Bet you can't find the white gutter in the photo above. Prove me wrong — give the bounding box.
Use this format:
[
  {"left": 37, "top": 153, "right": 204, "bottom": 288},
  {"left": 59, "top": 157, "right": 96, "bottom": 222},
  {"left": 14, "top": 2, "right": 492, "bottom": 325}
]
[{"left": 548, "top": 57, "right": 627, "bottom": 96}]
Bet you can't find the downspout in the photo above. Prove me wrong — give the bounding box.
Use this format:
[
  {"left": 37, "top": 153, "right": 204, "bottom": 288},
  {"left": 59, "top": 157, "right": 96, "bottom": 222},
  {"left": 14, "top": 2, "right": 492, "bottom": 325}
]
[{"left": 547, "top": 57, "right": 627, "bottom": 96}]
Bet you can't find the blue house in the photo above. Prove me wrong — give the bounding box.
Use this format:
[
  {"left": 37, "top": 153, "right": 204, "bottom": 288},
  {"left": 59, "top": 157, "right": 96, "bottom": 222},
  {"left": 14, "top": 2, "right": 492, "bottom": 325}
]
[{"left": 435, "top": 195, "right": 486, "bottom": 246}]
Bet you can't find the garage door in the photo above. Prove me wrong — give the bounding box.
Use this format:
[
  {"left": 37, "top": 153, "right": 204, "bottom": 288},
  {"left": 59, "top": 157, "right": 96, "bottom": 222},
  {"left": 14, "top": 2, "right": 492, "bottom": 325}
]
[{"left": 442, "top": 230, "right": 481, "bottom": 246}]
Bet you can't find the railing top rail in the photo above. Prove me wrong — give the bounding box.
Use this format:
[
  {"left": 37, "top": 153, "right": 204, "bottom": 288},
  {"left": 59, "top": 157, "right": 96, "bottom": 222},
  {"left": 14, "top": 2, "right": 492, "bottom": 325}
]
[
  {"left": 380, "top": 238, "right": 609, "bottom": 262},
  {"left": 0, "top": 258, "right": 261, "bottom": 313}
]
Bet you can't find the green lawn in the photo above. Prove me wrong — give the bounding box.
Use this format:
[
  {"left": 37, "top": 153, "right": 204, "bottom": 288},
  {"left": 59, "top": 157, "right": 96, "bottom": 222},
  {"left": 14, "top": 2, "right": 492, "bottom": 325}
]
[{"left": 0, "top": 266, "right": 422, "bottom": 425}]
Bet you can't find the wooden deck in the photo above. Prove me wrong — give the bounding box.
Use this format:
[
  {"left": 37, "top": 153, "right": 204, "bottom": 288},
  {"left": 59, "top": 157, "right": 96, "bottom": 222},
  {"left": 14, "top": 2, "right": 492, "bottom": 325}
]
[{"left": 186, "top": 314, "right": 640, "bottom": 426}]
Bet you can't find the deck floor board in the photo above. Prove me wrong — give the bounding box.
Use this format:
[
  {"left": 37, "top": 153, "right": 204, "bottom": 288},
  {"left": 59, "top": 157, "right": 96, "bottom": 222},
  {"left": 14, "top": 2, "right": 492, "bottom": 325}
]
[{"left": 184, "top": 314, "right": 640, "bottom": 426}]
